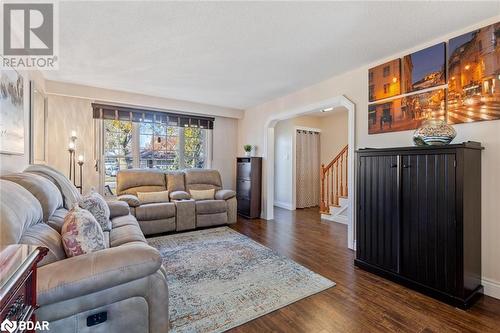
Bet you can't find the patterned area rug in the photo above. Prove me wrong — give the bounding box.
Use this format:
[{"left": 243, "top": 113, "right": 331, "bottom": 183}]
[{"left": 147, "top": 227, "right": 335, "bottom": 333}]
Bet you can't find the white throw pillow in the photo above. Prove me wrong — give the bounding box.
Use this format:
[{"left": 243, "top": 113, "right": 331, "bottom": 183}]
[
  {"left": 79, "top": 190, "right": 111, "bottom": 231},
  {"left": 137, "top": 190, "right": 170, "bottom": 204},
  {"left": 189, "top": 189, "right": 215, "bottom": 201},
  {"left": 61, "top": 206, "right": 107, "bottom": 257}
]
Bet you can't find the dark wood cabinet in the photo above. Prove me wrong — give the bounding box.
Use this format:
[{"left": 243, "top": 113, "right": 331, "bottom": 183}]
[
  {"left": 355, "top": 142, "right": 483, "bottom": 309},
  {"left": 236, "top": 157, "right": 262, "bottom": 218}
]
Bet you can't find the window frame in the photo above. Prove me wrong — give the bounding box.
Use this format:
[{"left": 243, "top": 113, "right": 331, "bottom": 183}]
[{"left": 101, "top": 118, "right": 211, "bottom": 194}]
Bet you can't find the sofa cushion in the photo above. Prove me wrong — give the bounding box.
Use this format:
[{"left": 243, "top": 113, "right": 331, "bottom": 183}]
[
  {"left": 111, "top": 214, "right": 141, "bottom": 229},
  {"left": 138, "top": 218, "right": 176, "bottom": 235},
  {"left": 215, "top": 189, "right": 237, "bottom": 200},
  {"left": 109, "top": 224, "right": 147, "bottom": 247},
  {"left": 118, "top": 194, "right": 140, "bottom": 207},
  {"left": 170, "top": 190, "right": 191, "bottom": 200},
  {"left": 137, "top": 190, "right": 169, "bottom": 204},
  {"left": 108, "top": 200, "right": 130, "bottom": 218},
  {"left": 190, "top": 189, "right": 215, "bottom": 201},
  {"left": 47, "top": 208, "right": 67, "bottom": 233},
  {"left": 24, "top": 164, "right": 82, "bottom": 210},
  {"left": 197, "top": 212, "right": 228, "bottom": 227},
  {"left": 2, "top": 173, "right": 63, "bottom": 222},
  {"left": 79, "top": 190, "right": 111, "bottom": 231},
  {"left": 166, "top": 171, "right": 186, "bottom": 192},
  {"left": 195, "top": 200, "right": 227, "bottom": 214},
  {"left": 184, "top": 169, "right": 222, "bottom": 191},
  {"left": 135, "top": 202, "right": 176, "bottom": 221},
  {"left": 61, "top": 207, "right": 107, "bottom": 257},
  {"left": 0, "top": 180, "right": 43, "bottom": 245},
  {"left": 116, "top": 169, "right": 166, "bottom": 196},
  {"left": 20, "top": 223, "right": 66, "bottom": 266}
]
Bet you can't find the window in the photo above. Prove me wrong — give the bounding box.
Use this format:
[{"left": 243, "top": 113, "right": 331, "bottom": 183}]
[
  {"left": 104, "top": 120, "right": 134, "bottom": 191},
  {"left": 369, "top": 85, "right": 374, "bottom": 100},
  {"left": 139, "top": 119, "right": 180, "bottom": 170},
  {"left": 383, "top": 65, "right": 390, "bottom": 77},
  {"left": 383, "top": 83, "right": 390, "bottom": 94},
  {"left": 103, "top": 119, "right": 210, "bottom": 192}
]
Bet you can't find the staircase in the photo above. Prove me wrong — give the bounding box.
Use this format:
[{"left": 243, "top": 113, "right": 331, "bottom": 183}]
[{"left": 320, "top": 145, "right": 348, "bottom": 224}]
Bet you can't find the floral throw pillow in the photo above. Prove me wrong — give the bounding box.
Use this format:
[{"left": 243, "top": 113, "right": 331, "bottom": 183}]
[
  {"left": 61, "top": 206, "right": 107, "bottom": 257},
  {"left": 79, "top": 190, "right": 111, "bottom": 231}
]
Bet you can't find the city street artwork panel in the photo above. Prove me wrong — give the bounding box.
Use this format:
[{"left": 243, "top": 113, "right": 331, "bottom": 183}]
[
  {"left": 369, "top": 59, "right": 401, "bottom": 102},
  {"left": 448, "top": 22, "right": 500, "bottom": 124},
  {"left": 369, "top": 89, "right": 445, "bottom": 134},
  {"left": 402, "top": 42, "right": 446, "bottom": 93}
]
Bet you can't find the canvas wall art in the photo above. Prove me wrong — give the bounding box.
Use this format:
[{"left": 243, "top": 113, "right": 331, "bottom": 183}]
[
  {"left": 448, "top": 22, "right": 500, "bottom": 124},
  {"left": 0, "top": 68, "right": 24, "bottom": 155},
  {"left": 368, "top": 59, "right": 401, "bottom": 102},
  {"left": 368, "top": 89, "right": 445, "bottom": 134},
  {"left": 402, "top": 42, "right": 446, "bottom": 93}
]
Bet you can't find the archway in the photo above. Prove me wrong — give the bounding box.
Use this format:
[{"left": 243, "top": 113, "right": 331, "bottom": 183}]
[{"left": 262, "top": 95, "right": 356, "bottom": 249}]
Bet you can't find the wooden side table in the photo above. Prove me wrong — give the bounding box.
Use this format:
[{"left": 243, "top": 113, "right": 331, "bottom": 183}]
[{"left": 0, "top": 245, "right": 48, "bottom": 333}]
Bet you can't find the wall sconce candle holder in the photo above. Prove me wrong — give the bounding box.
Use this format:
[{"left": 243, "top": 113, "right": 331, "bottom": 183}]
[{"left": 68, "top": 131, "right": 84, "bottom": 194}]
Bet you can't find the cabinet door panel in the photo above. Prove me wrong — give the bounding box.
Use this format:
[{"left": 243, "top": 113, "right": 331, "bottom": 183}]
[
  {"left": 400, "top": 153, "right": 456, "bottom": 294},
  {"left": 357, "top": 155, "right": 399, "bottom": 272}
]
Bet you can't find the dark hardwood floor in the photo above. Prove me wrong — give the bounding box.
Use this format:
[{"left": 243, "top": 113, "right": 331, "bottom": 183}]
[{"left": 229, "top": 207, "right": 500, "bottom": 333}]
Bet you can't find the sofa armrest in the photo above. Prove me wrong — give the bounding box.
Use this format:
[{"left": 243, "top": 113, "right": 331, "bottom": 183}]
[
  {"left": 118, "top": 194, "right": 140, "bottom": 207},
  {"left": 215, "top": 189, "right": 236, "bottom": 200},
  {"left": 107, "top": 200, "right": 130, "bottom": 218},
  {"left": 170, "top": 190, "right": 191, "bottom": 201},
  {"left": 37, "top": 243, "right": 161, "bottom": 306}
]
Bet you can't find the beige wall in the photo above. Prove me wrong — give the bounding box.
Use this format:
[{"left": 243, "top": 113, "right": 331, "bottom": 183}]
[
  {"left": 46, "top": 95, "right": 99, "bottom": 194},
  {"left": 319, "top": 110, "right": 348, "bottom": 166},
  {"left": 0, "top": 70, "right": 45, "bottom": 175},
  {"left": 239, "top": 16, "right": 500, "bottom": 298},
  {"left": 45, "top": 92, "right": 239, "bottom": 194}
]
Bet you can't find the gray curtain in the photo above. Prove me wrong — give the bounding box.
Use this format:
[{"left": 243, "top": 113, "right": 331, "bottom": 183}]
[{"left": 296, "top": 130, "right": 320, "bottom": 208}]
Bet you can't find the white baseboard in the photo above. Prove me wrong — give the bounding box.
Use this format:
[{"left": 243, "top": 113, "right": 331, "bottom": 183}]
[
  {"left": 482, "top": 277, "right": 500, "bottom": 300},
  {"left": 274, "top": 201, "right": 294, "bottom": 210}
]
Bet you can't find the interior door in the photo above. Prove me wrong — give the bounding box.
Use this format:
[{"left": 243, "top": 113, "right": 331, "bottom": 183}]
[
  {"left": 357, "top": 154, "right": 399, "bottom": 273},
  {"left": 400, "top": 153, "right": 456, "bottom": 294}
]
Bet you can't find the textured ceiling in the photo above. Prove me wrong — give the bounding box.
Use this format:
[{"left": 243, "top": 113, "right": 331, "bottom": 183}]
[{"left": 45, "top": 1, "right": 499, "bottom": 109}]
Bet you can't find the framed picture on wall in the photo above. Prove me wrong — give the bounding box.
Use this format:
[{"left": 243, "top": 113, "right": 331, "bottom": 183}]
[
  {"left": 402, "top": 42, "right": 446, "bottom": 93},
  {"left": 447, "top": 22, "right": 500, "bottom": 124},
  {"left": 368, "top": 89, "right": 445, "bottom": 134},
  {"left": 0, "top": 67, "right": 24, "bottom": 155},
  {"left": 368, "top": 59, "right": 401, "bottom": 102},
  {"left": 30, "top": 81, "right": 48, "bottom": 164}
]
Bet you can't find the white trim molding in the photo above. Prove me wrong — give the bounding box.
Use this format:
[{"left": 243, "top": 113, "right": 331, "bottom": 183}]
[
  {"left": 482, "top": 278, "right": 500, "bottom": 300},
  {"left": 274, "top": 201, "right": 294, "bottom": 211},
  {"left": 263, "top": 95, "right": 356, "bottom": 250}
]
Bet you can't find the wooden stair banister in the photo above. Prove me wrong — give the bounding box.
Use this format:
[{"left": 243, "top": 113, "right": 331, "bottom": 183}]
[{"left": 320, "top": 145, "right": 348, "bottom": 213}]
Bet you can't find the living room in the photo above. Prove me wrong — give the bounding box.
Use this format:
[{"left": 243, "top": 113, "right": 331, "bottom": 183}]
[{"left": 1, "top": 1, "right": 500, "bottom": 332}]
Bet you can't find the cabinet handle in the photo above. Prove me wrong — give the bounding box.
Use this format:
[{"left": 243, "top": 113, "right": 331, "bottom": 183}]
[
  {"left": 390, "top": 164, "right": 398, "bottom": 168},
  {"left": 402, "top": 164, "right": 411, "bottom": 168}
]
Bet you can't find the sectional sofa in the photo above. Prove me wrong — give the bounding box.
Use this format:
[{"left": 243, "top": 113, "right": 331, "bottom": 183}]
[
  {"left": 115, "top": 168, "right": 237, "bottom": 235},
  {"left": 0, "top": 168, "right": 169, "bottom": 333}
]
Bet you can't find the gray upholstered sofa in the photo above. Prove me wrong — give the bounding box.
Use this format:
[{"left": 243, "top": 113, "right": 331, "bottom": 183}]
[
  {"left": 115, "top": 168, "right": 237, "bottom": 235},
  {"left": 0, "top": 169, "right": 169, "bottom": 333}
]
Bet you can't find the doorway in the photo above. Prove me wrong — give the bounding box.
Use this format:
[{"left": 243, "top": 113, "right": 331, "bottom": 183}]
[
  {"left": 264, "top": 95, "right": 356, "bottom": 249},
  {"left": 295, "top": 129, "right": 320, "bottom": 209}
]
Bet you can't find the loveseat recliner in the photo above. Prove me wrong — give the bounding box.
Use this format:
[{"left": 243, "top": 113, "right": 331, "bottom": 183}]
[
  {"left": 115, "top": 168, "right": 237, "bottom": 235},
  {"left": 0, "top": 169, "right": 169, "bottom": 333}
]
